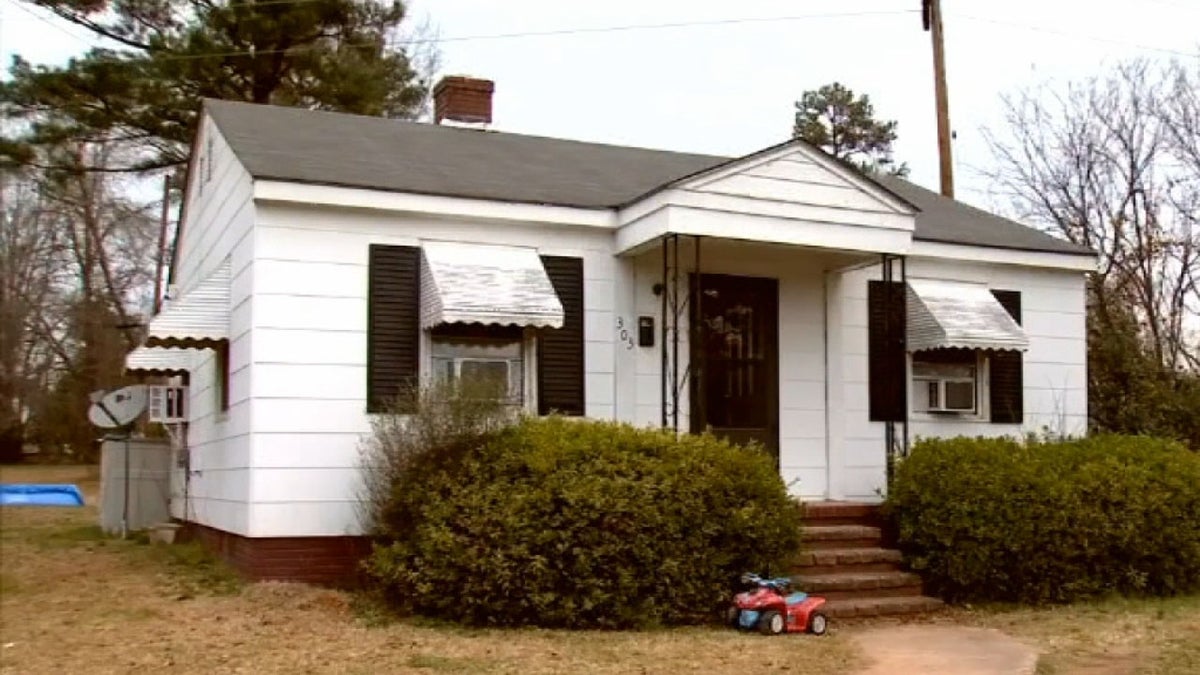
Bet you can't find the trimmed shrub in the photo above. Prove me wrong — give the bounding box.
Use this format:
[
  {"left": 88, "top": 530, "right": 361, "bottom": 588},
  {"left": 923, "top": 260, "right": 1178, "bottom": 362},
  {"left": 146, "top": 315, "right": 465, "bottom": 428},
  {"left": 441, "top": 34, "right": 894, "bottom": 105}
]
[
  {"left": 883, "top": 435, "right": 1200, "bottom": 604},
  {"left": 363, "top": 416, "right": 802, "bottom": 628}
]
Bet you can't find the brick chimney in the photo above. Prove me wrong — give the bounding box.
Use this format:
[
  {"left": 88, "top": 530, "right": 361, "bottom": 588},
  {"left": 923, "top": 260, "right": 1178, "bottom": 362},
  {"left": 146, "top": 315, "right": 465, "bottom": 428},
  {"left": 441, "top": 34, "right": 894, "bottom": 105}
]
[{"left": 433, "top": 76, "right": 494, "bottom": 126}]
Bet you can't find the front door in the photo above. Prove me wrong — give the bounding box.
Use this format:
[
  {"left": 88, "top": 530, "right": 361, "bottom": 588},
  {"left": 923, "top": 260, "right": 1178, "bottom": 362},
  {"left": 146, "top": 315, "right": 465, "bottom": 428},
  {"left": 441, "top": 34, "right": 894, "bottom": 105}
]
[{"left": 690, "top": 274, "right": 779, "bottom": 461}]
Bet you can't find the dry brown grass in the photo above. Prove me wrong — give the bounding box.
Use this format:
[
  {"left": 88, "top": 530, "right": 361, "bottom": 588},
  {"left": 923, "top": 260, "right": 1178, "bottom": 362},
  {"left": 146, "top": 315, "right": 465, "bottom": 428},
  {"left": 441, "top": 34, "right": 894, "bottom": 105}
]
[
  {"left": 5, "top": 464, "right": 1198, "bottom": 674},
  {"left": 850, "top": 596, "right": 1200, "bottom": 674},
  {"left": 0, "top": 464, "right": 860, "bottom": 675},
  {"left": 963, "top": 598, "right": 1200, "bottom": 674}
]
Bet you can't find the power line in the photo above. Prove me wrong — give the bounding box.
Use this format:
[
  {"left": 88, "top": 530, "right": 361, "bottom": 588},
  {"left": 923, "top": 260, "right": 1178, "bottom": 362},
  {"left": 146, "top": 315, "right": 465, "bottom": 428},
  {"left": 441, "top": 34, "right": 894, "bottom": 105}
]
[
  {"left": 5, "top": 8, "right": 922, "bottom": 63},
  {"left": 5, "top": 0, "right": 95, "bottom": 46},
  {"left": 949, "top": 12, "right": 1196, "bottom": 58}
]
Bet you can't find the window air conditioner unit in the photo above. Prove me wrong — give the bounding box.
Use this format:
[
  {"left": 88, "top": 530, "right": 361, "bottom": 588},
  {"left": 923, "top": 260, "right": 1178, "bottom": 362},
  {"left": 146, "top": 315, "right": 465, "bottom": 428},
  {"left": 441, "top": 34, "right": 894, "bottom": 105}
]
[
  {"left": 922, "top": 379, "right": 976, "bottom": 413},
  {"left": 148, "top": 385, "right": 188, "bottom": 423}
]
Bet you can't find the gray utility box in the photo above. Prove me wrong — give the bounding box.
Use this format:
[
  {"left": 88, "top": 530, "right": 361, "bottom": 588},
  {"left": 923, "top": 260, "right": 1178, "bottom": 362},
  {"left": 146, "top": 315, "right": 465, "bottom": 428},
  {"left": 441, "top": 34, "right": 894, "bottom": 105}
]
[{"left": 99, "top": 438, "right": 172, "bottom": 534}]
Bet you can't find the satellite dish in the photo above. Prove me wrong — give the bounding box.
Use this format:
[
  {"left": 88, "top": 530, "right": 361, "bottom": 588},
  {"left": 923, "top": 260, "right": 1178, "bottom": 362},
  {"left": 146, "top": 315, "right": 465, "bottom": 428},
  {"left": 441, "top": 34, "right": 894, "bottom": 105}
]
[{"left": 88, "top": 385, "right": 148, "bottom": 428}]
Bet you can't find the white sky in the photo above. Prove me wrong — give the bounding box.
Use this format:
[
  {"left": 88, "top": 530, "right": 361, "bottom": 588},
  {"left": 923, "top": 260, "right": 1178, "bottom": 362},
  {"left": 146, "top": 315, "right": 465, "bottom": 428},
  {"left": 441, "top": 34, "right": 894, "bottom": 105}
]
[{"left": 2, "top": 0, "right": 1198, "bottom": 210}]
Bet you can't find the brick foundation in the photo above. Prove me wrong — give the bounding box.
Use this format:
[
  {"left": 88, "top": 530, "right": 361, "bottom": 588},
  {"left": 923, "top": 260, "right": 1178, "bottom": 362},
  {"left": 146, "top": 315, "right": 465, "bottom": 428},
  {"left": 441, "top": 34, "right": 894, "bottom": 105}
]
[{"left": 184, "top": 523, "right": 370, "bottom": 586}]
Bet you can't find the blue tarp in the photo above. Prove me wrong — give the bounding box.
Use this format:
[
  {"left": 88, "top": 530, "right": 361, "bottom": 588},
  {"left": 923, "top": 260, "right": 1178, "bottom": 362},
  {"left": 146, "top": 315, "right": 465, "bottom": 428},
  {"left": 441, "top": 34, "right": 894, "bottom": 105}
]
[{"left": 0, "top": 484, "right": 85, "bottom": 507}]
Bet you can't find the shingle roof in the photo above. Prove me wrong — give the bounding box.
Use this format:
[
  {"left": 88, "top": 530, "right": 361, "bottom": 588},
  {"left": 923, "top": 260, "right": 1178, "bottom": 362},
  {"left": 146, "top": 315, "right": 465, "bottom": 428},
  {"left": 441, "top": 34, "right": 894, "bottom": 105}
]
[
  {"left": 871, "top": 175, "right": 1092, "bottom": 256},
  {"left": 205, "top": 99, "right": 1093, "bottom": 257}
]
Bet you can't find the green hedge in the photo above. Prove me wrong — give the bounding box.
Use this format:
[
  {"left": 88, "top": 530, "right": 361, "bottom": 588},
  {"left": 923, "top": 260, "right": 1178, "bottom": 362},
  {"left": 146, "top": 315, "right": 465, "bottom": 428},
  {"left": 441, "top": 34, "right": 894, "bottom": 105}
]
[
  {"left": 883, "top": 435, "right": 1200, "bottom": 604},
  {"left": 364, "top": 417, "right": 802, "bottom": 628}
]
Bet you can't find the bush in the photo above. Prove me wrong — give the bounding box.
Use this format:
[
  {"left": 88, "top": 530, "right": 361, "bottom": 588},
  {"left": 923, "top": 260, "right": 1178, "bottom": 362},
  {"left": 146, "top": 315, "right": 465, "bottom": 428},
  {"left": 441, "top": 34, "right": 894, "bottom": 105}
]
[
  {"left": 883, "top": 435, "right": 1200, "bottom": 604},
  {"left": 362, "top": 415, "right": 802, "bottom": 628}
]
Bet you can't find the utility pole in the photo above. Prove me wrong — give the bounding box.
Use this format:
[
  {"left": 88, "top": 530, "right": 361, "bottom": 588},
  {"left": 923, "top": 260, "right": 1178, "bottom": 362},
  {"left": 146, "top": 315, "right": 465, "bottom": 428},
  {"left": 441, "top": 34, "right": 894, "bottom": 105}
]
[
  {"left": 922, "top": 0, "right": 954, "bottom": 198},
  {"left": 153, "top": 175, "right": 170, "bottom": 314}
]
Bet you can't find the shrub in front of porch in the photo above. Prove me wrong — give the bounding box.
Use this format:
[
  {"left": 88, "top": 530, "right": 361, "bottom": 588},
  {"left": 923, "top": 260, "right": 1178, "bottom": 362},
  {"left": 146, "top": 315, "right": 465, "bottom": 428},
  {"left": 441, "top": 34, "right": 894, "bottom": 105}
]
[
  {"left": 883, "top": 435, "right": 1200, "bottom": 604},
  {"left": 363, "top": 416, "right": 802, "bottom": 628}
]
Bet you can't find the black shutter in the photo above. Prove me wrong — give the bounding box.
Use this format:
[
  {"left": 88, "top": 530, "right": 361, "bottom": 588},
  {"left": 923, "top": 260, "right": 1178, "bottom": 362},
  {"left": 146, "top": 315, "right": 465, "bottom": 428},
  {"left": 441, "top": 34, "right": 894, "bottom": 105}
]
[
  {"left": 868, "top": 280, "right": 907, "bottom": 421},
  {"left": 990, "top": 290, "right": 1024, "bottom": 424},
  {"left": 538, "top": 256, "right": 585, "bottom": 416},
  {"left": 367, "top": 245, "right": 421, "bottom": 413}
]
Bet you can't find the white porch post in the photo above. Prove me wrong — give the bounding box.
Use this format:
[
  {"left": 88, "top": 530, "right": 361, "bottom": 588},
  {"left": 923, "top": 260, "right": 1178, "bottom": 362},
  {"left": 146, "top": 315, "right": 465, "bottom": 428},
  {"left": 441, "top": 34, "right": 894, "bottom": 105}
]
[{"left": 824, "top": 270, "right": 847, "bottom": 500}]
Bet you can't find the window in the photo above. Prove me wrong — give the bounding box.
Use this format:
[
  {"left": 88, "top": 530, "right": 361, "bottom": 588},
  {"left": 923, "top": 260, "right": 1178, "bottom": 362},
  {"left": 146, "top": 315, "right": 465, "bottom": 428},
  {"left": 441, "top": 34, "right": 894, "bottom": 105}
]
[
  {"left": 430, "top": 325, "right": 525, "bottom": 405},
  {"left": 205, "top": 137, "right": 214, "bottom": 184},
  {"left": 912, "top": 350, "right": 979, "bottom": 414}
]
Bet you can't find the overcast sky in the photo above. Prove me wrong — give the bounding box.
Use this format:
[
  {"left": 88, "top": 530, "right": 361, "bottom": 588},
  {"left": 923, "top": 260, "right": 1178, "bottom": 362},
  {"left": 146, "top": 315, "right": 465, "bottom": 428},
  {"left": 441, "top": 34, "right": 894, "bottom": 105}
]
[{"left": 2, "top": 0, "right": 1197, "bottom": 210}]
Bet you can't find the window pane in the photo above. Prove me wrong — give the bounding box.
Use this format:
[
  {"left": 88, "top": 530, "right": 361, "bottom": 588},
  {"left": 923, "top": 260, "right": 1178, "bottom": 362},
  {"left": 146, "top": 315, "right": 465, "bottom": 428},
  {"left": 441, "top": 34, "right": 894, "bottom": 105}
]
[
  {"left": 459, "top": 360, "right": 510, "bottom": 399},
  {"left": 927, "top": 381, "right": 940, "bottom": 408},
  {"left": 944, "top": 381, "right": 976, "bottom": 410},
  {"left": 913, "top": 361, "right": 975, "bottom": 380}
]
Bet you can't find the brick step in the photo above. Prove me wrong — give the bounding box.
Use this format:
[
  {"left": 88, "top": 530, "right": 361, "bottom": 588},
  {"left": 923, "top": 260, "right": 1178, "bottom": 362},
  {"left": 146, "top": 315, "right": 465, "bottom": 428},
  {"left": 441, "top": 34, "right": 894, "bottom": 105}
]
[
  {"left": 823, "top": 595, "right": 946, "bottom": 619},
  {"left": 792, "top": 571, "right": 924, "bottom": 601},
  {"left": 792, "top": 547, "right": 903, "bottom": 575},
  {"left": 802, "top": 502, "right": 881, "bottom": 527},
  {"left": 801, "top": 525, "right": 882, "bottom": 550}
]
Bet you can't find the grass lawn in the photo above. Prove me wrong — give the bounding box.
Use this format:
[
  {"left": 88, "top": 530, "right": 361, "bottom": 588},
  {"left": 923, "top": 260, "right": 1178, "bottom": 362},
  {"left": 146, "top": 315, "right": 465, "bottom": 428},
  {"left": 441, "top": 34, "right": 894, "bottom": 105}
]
[
  {"left": 2, "top": 464, "right": 1198, "bottom": 674},
  {"left": 957, "top": 597, "right": 1200, "bottom": 674},
  {"left": 0, "top": 464, "right": 860, "bottom": 675}
]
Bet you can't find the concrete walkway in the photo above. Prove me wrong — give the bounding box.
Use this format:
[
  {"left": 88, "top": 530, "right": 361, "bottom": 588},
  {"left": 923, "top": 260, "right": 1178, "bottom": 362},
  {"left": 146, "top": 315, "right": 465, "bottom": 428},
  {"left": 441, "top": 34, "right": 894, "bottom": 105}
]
[{"left": 851, "top": 625, "right": 1039, "bottom": 675}]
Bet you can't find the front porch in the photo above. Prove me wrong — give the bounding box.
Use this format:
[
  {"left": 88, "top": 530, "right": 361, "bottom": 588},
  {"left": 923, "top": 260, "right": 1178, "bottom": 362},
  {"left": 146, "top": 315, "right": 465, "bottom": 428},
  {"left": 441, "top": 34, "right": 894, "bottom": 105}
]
[{"left": 615, "top": 234, "right": 898, "bottom": 502}]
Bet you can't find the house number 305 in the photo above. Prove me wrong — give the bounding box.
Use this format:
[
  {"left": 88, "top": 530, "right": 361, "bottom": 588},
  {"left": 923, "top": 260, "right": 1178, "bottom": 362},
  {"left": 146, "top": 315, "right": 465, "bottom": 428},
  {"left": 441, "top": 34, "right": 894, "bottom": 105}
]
[{"left": 616, "top": 317, "right": 635, "bottom": 350}]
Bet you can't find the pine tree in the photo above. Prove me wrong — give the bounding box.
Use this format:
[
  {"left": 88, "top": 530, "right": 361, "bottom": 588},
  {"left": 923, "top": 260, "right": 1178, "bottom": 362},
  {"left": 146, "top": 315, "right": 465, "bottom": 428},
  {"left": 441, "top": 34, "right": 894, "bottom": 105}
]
[
  {"left": 792, "top": 82, "right": 908, "bottom": 177},
  {"left": 2, "top": 0, "right": 432, "bottom": 171}
]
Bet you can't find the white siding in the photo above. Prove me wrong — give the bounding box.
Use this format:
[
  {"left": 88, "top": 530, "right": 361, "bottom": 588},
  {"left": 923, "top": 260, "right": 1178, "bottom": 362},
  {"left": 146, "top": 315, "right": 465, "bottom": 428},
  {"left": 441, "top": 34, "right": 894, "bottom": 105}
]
[
  {"left": 168, "top": 116, "right": 256, "bottom": 535},
  {"left": 833, "top": 259, "right": 1089, "bottom": 501},
  {"left": 695, "top": 154, "right": 898, "bottom": 213},
  {"left": 246, "top": 203, "right": 618, "bottom": 537}
]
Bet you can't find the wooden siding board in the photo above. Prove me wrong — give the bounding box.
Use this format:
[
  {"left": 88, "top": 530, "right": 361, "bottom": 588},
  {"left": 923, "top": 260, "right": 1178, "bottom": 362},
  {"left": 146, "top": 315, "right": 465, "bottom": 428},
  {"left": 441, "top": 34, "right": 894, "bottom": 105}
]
[{"left": 172, "top": 117, "right": 256, "bottom": 535}]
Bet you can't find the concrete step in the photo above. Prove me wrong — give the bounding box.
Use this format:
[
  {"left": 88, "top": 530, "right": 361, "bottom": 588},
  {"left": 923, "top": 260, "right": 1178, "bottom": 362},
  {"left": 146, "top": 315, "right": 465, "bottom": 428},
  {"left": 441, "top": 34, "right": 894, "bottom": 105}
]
[
  {"left": 801, "top": 524, "right": 883, "bottom": 550},
  {"left": 792, "top": 547, "right": 903, "bottom": 575},
  {"left": 793, "top": 571, "right": 924, "bottom": 601},
  {"left": 823, "top": 595, "right": 946, "bottom": 619},
  {"left": 802, "top": 501, "right": 881, "bottom": 527}
]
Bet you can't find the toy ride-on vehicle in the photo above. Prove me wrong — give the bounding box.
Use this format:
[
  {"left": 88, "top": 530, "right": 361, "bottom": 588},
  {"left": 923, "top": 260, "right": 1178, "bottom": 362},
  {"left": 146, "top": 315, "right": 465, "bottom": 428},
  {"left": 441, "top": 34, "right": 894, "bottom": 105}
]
[{"left": 727, "top": 573, "right": 828, "bottom": 636}]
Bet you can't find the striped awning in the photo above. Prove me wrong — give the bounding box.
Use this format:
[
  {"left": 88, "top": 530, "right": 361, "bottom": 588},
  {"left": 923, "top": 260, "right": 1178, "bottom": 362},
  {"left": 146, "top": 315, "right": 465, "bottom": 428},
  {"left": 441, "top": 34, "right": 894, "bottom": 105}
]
[
  {"left": 146, "top": 260, "right": 230, "bottom": 349},
  {"left": 124, "top": 346, "right": 197, "bottom": 376},
  {"left": 419, "top": 242, "right": 564, "bottom": 328},
  {"left": 907, "top": 279, "right": 1028, "bottom": 352}
]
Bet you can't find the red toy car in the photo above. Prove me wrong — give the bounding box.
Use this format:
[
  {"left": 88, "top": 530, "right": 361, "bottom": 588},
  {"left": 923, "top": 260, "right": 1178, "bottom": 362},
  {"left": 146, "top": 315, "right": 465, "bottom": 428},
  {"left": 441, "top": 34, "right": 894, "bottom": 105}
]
[{"left": 727, "top": 573, "right": 829, "bottom": 636}]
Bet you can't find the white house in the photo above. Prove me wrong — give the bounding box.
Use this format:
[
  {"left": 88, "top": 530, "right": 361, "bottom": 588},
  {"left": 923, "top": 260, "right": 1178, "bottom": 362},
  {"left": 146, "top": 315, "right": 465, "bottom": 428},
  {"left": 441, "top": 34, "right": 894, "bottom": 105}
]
[{"left": 125, "top": 77, "right": 1094, "bottom": 582}]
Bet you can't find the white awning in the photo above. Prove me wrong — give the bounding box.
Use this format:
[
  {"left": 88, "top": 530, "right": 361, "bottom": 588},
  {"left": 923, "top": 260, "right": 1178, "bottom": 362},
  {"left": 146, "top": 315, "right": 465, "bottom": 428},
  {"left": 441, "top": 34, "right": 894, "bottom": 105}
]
[
  {"left": 907, "top": 279, "right": 1029, "bottom": 352},
  {"left": 124, "top": 346, "right": 198, "bottom": 376},
  {"left": 420, "top": 242, "right": 564, "bottom": 328},
  {"left": 146, "top": 260, "right": 231, "bottom": 349}
]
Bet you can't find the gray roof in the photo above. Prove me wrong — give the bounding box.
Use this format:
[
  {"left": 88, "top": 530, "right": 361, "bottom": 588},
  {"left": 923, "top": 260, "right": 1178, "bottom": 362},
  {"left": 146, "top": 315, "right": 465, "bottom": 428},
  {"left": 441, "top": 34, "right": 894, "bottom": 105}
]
[
  {"left": 872, "top": 175, "right": 1092, "bottom": 256},
  {"left": 206, "top": 99, "right": 1093, "bottom": 257}
]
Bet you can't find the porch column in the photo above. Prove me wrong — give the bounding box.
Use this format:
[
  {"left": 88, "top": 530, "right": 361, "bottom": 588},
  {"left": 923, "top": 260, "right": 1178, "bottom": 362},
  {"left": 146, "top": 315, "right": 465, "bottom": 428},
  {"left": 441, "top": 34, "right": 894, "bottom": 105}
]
[{"left": 824, "top": 270, "right": 847, "bottom": 501}]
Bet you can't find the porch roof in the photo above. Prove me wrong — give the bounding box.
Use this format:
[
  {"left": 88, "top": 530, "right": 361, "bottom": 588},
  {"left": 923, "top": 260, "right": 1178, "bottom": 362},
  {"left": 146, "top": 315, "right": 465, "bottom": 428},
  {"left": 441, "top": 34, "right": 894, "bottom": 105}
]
[
  {"left": 419, "top": 242, "right": 564, "bottom": 328},
  {"left": 906, "top": 279, "right": 1029, "bottom": 352}
]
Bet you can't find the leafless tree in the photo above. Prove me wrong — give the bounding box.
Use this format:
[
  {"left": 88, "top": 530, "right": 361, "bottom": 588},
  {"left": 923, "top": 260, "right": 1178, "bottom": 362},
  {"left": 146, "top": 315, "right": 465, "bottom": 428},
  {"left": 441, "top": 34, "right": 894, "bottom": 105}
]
[
  {"left": 1, "top": 170, "right": 66, "bottom": 451},
  {"left": 984, "top": 58, "right": 1200, "bottom": 372},
  {"left": 1, "top": 145, "right": 159, "bottom": 456}
]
